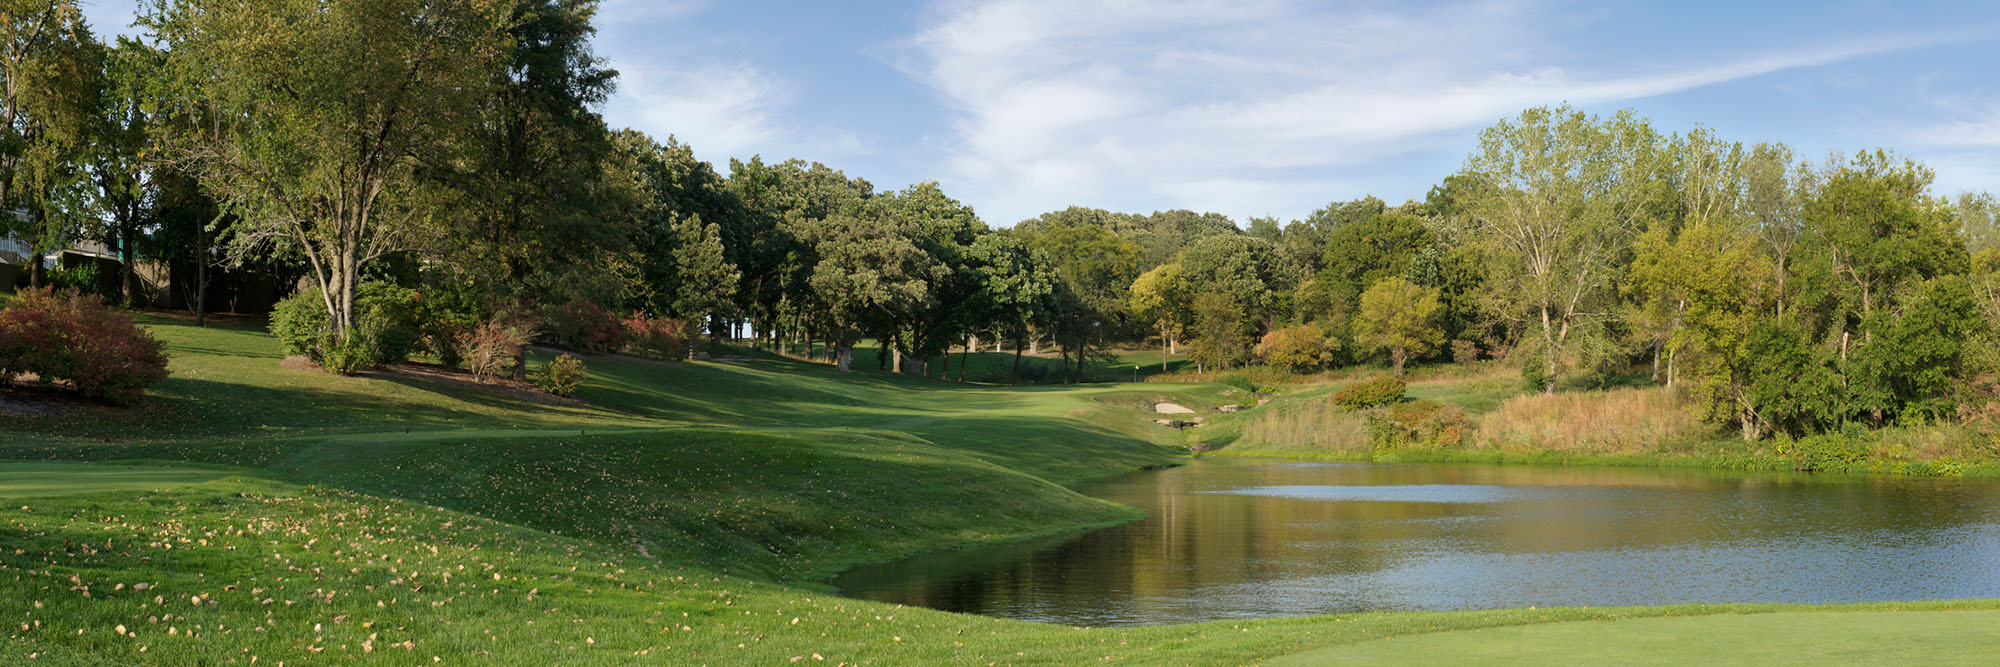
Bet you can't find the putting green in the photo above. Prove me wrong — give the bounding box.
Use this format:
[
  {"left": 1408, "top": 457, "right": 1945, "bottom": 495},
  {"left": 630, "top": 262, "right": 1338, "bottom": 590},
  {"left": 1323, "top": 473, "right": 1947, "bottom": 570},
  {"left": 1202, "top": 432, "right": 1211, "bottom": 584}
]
[
  {"left": 1267, "top": 610, "right": 2000, "bottom": 665},
  {"left": 0, "top": 462, "right": 229, "bottom": 499}
]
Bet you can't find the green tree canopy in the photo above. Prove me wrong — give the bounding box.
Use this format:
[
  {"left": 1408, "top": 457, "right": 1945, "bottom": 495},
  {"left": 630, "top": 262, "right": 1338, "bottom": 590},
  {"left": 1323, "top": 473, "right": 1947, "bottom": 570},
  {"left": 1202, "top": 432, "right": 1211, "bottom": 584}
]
[{"left": 1354, "top": 277, "right": 1444, "bottom": 375}]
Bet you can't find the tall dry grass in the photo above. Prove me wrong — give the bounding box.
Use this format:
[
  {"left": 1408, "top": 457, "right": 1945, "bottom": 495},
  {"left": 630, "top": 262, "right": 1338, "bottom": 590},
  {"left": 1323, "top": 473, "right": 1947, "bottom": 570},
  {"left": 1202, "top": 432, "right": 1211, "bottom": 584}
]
[
  {"left": 1474, "top": 386, "right": 1713, "bottom": 454},
  {"left": 1231, "top": 398, "right": 1374, "bottom": 456}
]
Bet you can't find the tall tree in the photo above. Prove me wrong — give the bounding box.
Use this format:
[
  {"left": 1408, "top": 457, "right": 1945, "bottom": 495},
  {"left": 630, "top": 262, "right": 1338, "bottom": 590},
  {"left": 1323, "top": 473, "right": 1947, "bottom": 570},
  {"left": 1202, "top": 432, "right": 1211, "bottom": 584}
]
[
  {"left": 1354, "top": 276, "right": 1444, "bottom": 375},
  {"left": 0, "top": 0, "right": 92, "bottom": 214},
  {"left": 2, "top": 0, "right": 95, "bottom": 286},
  {"left": 1018, "top": 217, "right": 1142, "bottom": 383},
  {"left": 148, "top": 0, "right": 512, "bottom": 337},
  {"left": 1460, "top": 105, "right": 1665, "bottom": 391},
  {"left": 1742, "top": 142, "right": 1812, "bottom": 318},
  {"left": 1127, "top": 261, "right": 1187, "bottom": 368},
  {"left": 454, "top": 0, "right": 627, "bottom": 313},
  {"left": 1187, "top": 291, "right": 1250, "bottom": 372},
  {"left": 86, "top": 38, "right": 158, "bottom": 306},
  {"left": 964, "top": 233, "right": 1055, "bottom": 383},
  {"left": 805, "top": 213, "right": 939, "bottom": 372}
]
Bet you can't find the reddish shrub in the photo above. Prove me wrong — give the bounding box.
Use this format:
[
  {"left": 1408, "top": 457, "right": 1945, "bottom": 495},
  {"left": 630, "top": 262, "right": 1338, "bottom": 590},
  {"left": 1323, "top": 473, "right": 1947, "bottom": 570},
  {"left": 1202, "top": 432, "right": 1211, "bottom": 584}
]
[
  {"left": 621, "top": 313, "right": 696, "bottom": 361},
  {"left": 541, "top": 300, "right": 623, "bottom": 354},
  {"left": 460, "top": 320, "right": 529, "bottom": 383},
  {"left": 0, "top": 288, "right": 169, "bottom": 404}
]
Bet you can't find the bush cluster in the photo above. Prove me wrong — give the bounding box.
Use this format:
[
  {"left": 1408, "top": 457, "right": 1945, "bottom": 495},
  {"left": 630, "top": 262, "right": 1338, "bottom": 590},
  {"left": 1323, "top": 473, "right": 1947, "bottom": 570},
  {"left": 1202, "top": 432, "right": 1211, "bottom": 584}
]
[
  {"left": 543, "top": 300, "right": 623, "bottom": 354},
  {"left": 1332, "top": 375, "right": 1405, "bottom": 409},
  {"left": 1450, "top": 339, "right": 1481, "bottom": 365},
  {"left": 462, "top": 320, "right": 529, "bottom": 382},
  {"left": 0, "top": 287, "right": 169, "bottom": 403},
  {"left": 534, "top": 353, "right": 587, "bottom": 396},
  {"left": 271, "top": 282, "right": 464, "bottom": 374},
  {"left": 621, "top": 313, "right": 697, "bottom": 361},
  {"left": 1364, "top": 399, "right": 1470, "bottom": 448}
]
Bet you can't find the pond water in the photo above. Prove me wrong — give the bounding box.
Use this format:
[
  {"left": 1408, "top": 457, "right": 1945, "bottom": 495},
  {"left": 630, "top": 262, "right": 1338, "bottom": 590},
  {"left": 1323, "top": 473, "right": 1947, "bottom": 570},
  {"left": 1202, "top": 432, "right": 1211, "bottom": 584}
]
[{"left": 823, "top": 459, "right": 2000, "bottom": 627}]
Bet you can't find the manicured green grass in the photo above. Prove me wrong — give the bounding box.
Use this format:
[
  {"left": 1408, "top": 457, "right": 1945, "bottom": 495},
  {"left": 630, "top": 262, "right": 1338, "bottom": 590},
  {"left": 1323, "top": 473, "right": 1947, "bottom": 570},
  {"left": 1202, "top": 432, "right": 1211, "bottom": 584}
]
[
  {"left": 1269, "top": 609, "right": 2000, "bottom": 666},
  {"left": 0, "top": 462, "right": 228, "bottom": 498}
]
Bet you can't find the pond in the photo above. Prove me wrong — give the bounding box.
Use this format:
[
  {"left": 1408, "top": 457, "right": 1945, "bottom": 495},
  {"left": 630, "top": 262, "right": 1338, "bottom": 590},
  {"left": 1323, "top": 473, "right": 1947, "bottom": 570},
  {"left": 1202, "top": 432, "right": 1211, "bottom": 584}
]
[{"left": 823, "top": 458, "right": 2000, "bottom": 627}]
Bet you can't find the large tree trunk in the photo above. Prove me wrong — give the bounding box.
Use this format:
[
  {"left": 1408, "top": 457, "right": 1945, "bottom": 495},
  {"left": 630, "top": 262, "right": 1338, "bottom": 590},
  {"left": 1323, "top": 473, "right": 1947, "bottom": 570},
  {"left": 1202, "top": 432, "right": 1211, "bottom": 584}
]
[
  {"left": 1539, "top": 305, "right": 1559, "bottom": 394},
  {"left": 27, "top": 253, "right": 43, "bottom": 288},
  {"left": 956, "top": 344, "right": 969, "bottom": 382},
  {"left": 1393, "top": 347, "right": 1407, "bottom": 375},
  {"left": 835, "top": 344, "right": 853, "bottom": 372},
  {"left": 1011, "top": 336, "right": 1024, "bottom": 385},
  {"left": 116, "top": 228, "right": 138, "bottom": 307},
  {"left": 194, "top": 256, "right": 210, "bottom": 326}
]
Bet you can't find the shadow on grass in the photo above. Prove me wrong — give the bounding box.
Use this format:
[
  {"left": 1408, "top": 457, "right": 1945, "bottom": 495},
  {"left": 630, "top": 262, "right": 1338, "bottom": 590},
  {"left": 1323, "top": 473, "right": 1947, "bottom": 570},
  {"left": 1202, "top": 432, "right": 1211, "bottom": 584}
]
[{"left": 0, "top": 374, "right": 603, "bottom": 446}]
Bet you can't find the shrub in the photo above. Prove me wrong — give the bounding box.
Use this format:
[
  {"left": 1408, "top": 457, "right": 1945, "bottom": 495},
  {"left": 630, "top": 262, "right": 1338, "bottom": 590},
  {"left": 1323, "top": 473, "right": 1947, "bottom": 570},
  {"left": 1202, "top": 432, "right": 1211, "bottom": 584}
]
[
  {"left": 621, "top": 313, "right": 696, "bottom": 361},
  {"left": 1450, "top": 339, "right": 1481, "bottom": 365},
  {"left": 462, "top": 319, "right": 529, "bottom": 383},
  {"left": 1332, "top": 375, "right": 1405, "bottom": 409},
  {"left": 0, "top": 287, "right": 168, "bottom": 404},
  {"left": 46, "top": 263, "right": 104, "bottom": 298},
  {"left": 1365, "top": 399, "right": 1470, "bottom": 448},
  {"left": 543, "top": 300, "right": 623, "bottom": 354},
  {"left": 272, "top": 283, "right": 435, "bottom": 370},
  {"left": 1256, "top": 324, "right": 1339, "bottom": 372},
  {"left": 270, "top": 288, "right": 332, "bottom": 359},
  {"left": 319, "top": 336, "right": 375, "bottom": 376},
  {"left": 356, "top": 282, "right": 423, "bottom": 364},
  {"left": 417, "top": 290, "right": 480, "bottom": 368},
  {"left": 534, "top": 353, "right": 587, "bottom": 397},
  {"left": 1773, "top": 431, "right": 1871, "bottom": 472}
]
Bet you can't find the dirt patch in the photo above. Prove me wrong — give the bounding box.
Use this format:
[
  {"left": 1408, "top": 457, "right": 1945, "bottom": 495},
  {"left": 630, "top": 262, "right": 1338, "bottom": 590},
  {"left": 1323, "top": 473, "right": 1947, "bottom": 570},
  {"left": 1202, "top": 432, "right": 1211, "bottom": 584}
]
[
  {"left": 0, "top": 379, "right": 95, "bottom": 418},
  {"left": 1153, "top": 402, "right": 1196, "bottom": 414},
  {"left": 279, "top": 355, "right": 321, "bottom": 372}
]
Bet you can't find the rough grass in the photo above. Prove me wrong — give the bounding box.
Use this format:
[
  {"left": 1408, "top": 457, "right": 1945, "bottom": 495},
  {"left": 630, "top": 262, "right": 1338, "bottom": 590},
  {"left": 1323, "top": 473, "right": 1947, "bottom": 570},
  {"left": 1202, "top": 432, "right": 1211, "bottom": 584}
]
[{"left": 1475, "top": 386, "right": 1713, "bottom": 454}]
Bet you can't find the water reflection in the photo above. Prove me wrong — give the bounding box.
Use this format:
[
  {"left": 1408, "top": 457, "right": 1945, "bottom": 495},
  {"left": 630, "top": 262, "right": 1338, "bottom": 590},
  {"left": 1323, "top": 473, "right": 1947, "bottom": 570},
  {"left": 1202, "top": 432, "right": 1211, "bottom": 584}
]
[{"left": 824, "top": 459, "right": 2000, "bottom": 626}]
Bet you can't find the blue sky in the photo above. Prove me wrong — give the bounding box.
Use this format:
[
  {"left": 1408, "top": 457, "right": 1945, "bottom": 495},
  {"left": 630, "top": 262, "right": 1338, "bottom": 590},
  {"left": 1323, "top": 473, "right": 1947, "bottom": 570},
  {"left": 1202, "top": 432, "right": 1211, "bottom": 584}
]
[{"left": 82, "top": 0, "right": 2000, "bottom": 226}]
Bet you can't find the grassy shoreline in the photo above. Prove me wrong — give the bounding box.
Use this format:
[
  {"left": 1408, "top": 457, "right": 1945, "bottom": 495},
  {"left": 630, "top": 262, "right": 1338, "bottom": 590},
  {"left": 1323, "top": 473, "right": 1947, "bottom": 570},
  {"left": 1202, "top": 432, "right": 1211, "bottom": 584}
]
[{"left": 1204, "top": 442, "right": 2000, "bottom": 479}]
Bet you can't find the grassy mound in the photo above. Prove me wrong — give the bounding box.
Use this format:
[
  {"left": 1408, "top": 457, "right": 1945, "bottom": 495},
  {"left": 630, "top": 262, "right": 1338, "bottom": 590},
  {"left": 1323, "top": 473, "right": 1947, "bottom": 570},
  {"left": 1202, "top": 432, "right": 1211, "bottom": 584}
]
[{"left": 0, "top": 316, "right": 1199, "bottom": 582}]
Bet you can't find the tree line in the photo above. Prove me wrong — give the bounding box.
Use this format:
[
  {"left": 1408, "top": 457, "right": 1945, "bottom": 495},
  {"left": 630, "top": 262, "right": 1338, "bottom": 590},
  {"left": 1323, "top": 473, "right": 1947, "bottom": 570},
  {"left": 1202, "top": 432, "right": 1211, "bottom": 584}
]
[{"left": 4, "top": 1, "right": 1996, "bottom": 441}]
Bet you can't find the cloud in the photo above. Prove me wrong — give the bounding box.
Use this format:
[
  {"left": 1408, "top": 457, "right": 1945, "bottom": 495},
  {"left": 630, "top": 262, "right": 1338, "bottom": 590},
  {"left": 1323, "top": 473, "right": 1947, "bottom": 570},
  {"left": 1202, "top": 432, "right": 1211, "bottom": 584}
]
[
  {"left": 907, "top": 0, "right": 1981, "bottom": 223},
  {"left": 1907, "top": 101, "right": 2000, "bottom": 149},
  {"left": 603, "top": 63, "right": 793, "bottom": 164}
]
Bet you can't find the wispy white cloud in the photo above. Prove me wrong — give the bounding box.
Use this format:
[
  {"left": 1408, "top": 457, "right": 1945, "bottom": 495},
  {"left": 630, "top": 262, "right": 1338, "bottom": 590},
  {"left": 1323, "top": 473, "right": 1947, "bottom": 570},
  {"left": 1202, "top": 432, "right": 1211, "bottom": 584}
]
[
  {"left": 907, "top": 0, "right": 1982, "bottom": 223},
  {"left": 605, "top": 63, "right": 793, "bottom": 163}
]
